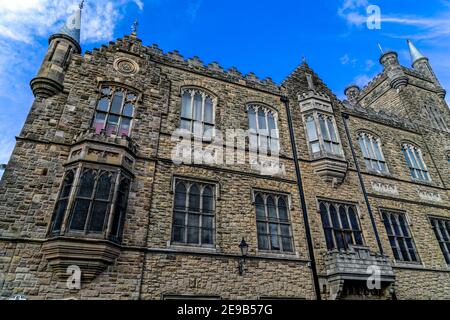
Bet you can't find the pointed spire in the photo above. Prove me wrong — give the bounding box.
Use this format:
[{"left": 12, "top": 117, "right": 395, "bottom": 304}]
[
  {"left": 407, "top": 39, "right": 426, "bottom": 65},
  {"left": 57, "top": 1, "right": 84, "bottom": 44}
]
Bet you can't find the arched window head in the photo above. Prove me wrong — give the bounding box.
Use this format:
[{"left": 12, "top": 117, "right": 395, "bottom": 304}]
[
  {"left": 304, "top": 112, "right": 343, "bottom": 158},
  {"left": 402, "top": 144, "right": 431, "bottom": 182},
  {"left": 92, "top": 86, "right": 137, "bottom": 137},
  {"left": 247, "top": 104, "right": 280, "bottom": 154},
  {"left": 180, "top": 88, "right": 216, "bottom": 141},
  {"left": 357, "top": 132, "right": 389, "bottom": 174},
  {"left": 50, "top": 170, "right": 75, "bottom": 233}
]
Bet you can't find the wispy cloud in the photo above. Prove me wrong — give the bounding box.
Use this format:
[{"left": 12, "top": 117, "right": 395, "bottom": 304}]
[{"left": 186, "top": 0, "right": 203, "bottom": 23}]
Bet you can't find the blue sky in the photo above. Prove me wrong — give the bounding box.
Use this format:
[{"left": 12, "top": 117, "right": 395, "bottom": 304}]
[{"left": 0, "top": 0, "right": 449, "bottom": 178}]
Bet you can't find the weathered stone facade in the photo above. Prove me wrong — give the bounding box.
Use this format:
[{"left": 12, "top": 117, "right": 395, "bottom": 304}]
[{"left": 0, "top": 10, "right": 449, "bottom": 300}]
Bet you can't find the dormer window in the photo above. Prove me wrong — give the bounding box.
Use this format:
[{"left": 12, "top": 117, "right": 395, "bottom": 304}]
[
  {"left": 304, "top": 112, "right": 343, "bottom": 158},
  {"left": 358, "top": 132, "right": 389, "bottom": 174},
  {"left": 92, "top": 86, "right": 137, "bottom": 137},
  {"left": 402, "top": 144, "right": 431, "bottom": 182}
]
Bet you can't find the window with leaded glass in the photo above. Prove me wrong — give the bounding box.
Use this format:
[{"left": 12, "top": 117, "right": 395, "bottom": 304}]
[
  {"left": 430, "top": 217, "right": 450, "bottom": 265},
  {"left": 247, "top": 105, "right": 280, "bottom": 155},
  {"left": 254, "top": 192, "right": 293, "bottom": 253},
  {"left": 319, "top": 201, "right": 364, "bottom": 251},
  {"left": 402, "top": 144, "right": 431, "bottom": 182},
  {"left": 92, "top": 86, "right": 137, "bottom": 137},
  {"left": 304, "top": 113, "right": 343, "bottom": 157},
  {"left": 49, "top": 166, "right": 132, "bottom": 242},
  {"left": 180, "top": 88, "right": 216, "bottom": 140},
  {"left": 358, "top": 132, "right": 389, "bottom": 174},
  {"left": 171, "top": 180, "right": 215, "bottom": 246},
  {"left": 381, "top": 211, "right": 419, "bottom": 263},
  {"left": 50, "top": 170, "right": 75, "bottom": 233}
]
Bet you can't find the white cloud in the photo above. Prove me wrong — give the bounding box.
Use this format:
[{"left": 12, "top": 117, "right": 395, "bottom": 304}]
[
  {"left": 0, "top": 0, "right": 144, "bottom": 44},
  {"left": 340, "top": 54, "right": 350, "bottom": 65}
]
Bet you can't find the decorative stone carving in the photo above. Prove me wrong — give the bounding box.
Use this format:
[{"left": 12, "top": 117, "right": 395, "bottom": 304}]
[
  {"left": 311, "top": 157, "right": 348, "bottom": 185},
  {"left": 418, "top": 190, "right": 442, "bottom": 202},
  {"left": 371, "top": 182, "right": 399, "bottom": 195},
  {"left": 113, "top": 57, "right": 139, "bottom": 76},
  {"left": 42, "top": 238, "right": 121, "bottom": 282},
  {"left": 323, "top": 245, "right": 395, "bottom": 300}
]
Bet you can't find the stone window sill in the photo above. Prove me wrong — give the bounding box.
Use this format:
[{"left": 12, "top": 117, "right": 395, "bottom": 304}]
[{"left": 168, "top": 243, "right": 218, "bottom": 254}]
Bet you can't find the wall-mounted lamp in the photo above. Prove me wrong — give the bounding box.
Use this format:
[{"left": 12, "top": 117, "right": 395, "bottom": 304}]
[{"left": 238, "top": 238, "right": 248, "bottom": 276}]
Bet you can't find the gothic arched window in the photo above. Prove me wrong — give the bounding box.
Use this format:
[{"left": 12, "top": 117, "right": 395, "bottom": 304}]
[
  {"left": 92, "top": 86, "right": 137, "bottom": 137},
  {"left": 424, "top": 105, "right": 449, "bottom": 132},
  {"left": 180, "top": 88, "right": 216, "bottom": 140},
  {"left": 304, "top": 112, "right": 343, "bottom": 158},
  {"left": 171, "top": 179, "right": 216, "bottom": 246},
  {"left": 247, "top": 104, "right": 280, "bottom": 154},
  {"left": 319, "top": 201, "right": 363, "bottom": 251},
  {"left": 357, "top": 132, "right": 389, "bottom": 174},
  {"left": 402, "top": 144, "right": 431, "bottom": 182},
  {"left": 254, "top": 192, "right": 293, "bottom": 253}
]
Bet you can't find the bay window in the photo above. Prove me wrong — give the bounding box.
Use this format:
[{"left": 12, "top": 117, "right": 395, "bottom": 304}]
[{"left": 304, "top": 112, "right": 343, "bottom": 157}]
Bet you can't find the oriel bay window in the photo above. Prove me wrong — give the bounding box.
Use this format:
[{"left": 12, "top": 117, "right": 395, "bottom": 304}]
[
  {"left": 171, "top": 179, "right": 216, "bottom": 246},
  {"left": 319, "top": 200, "right": 364, "bottom": 251},
  {"left": 180, "top": 88, "right": 216, "bottom": 140},
  {"left": 92, "top": 86, "right": 137, "bottom": 137},
  {"left": 49, "top": 166, "right": 132, "bottom": 242},
  {"left": 254, "top": 192, "right": 294, "bottom": 253},
  {"left": 304, "top": 113, "right": 343, "bottom": 158}
]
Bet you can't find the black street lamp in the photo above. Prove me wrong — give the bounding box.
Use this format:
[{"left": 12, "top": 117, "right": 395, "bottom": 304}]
[{"left": 238, "top": 238, "right": 248, "bottom": 275}]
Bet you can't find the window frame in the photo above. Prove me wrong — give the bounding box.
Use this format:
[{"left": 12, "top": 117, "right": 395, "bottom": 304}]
[
  {"left": 247, "top": 104, "right": 280, "bottom": 155},
  {"left": 357, "top": 131, "right": 389, "bottom": 175},
  {"left": 48, "top": 164, "right": 132, "bottom": 243},
  {"left": 429, "top": 216, "right": 450, "bottom": 265},
  {"left": 253, "top": 190, "right": 295, "bottom": 254},
  {"left": 170, "top": 178, "right": 217, "bottom": 248},
  {"left": 303, "top": 111, "right": 344, "bottom": 158},
  {"left": 381, "top": 210, "right": 421, "bottom": 264},
  {"left": 318, "top": 200, "right": 364, "bottom": 251},
  {"left": 91, "top": 85, "right": 138, "bottom": 138},
  {"left": 180, "top": 87, "right": 217, "bottom": 141},
  {"left": 401, "top": 143, "right": 431, "bottom": 182}
]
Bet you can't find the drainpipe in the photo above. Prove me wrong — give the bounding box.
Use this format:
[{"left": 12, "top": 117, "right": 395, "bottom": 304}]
[
  {"left": 342, "top": 112, "right": 384, "bottom": 254},
  {"left": 281, "top": 96, "right": 321, "bottom": 301}
]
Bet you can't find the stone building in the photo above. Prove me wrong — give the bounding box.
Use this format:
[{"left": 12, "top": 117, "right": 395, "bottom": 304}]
[{"left": 0, "top": 4, "right": 449, "bottom": 300}]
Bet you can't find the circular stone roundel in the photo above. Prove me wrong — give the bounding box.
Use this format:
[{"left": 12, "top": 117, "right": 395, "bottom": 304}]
[{"left": 114, "top": 58, "right": 139, "bottom": 76}]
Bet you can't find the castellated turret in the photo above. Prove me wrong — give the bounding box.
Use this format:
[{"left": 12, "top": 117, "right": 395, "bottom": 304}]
[
  {"left": 379, "top": 50, "right": 408, "bottom": 91},
  {"left": 344, "top": 85, "right": 360, "bottom": 105},
  {"left": 407, "top": 40, "right": 446, "bottom": 99},
  {"left": 30, "top": 2, "right": 84, "bottom": 98}
]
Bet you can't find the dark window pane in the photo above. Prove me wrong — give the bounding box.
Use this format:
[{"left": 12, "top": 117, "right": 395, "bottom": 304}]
[
  {"left": 320, "top": 203, "right": 330, "bottom": 228},
  {"left": 398, "top": 214, "right": 410, "bottom": 237},
  {"left": 354, "top": 232, "right": 364, "bottom": 245},
  {"left": 202, "top": 186, "right": 214, "bottom": 213},
  {"left": 172, "top": 226, "right": 185, "bottom": 243},
  {"left": 258, "top": 235, "right": 269, "bottom": 250},
  {"left": 106, "top": 115, "right": 119, "bottom": 135},
  {"left": 257, "top": 222, "right": 267, "bottom": 235},
  {"left": 188, "top": 184, "right": 200, "bottom": 212},
  {"left": 201, "top": 229, "right": 213, "bottom": 245},
  {"left": 348, "top": 207, "right": 360, "bottom": 231},
  {"left": 255, "top": 194, "right": 265, "bottom": 219},
  {"left": 95, "top": 173, "right": 112, "bottom": 200},
  {"left": 89, "top": 201, "right": 108, "bottom": 232},
  {"left": 70, "top": 199, "right": 90, "bottom": 231},
  {"left": 188, "top": 214, "right": 200, "bottom": 228},
  {"left": 398, "top": 238, "right": 410, "bottom": 261},
  {"left": 173, "top": 212, "right": 185, "bottom": 226},
  {"left": 175, "top": 182, "right": 187, "bottom": 210},
  {"left": 324, "top": 229, "right": 334, "bottom": 251},
  {"left": 278, "top": 197, "right": 288, "bottom": 222},
  {"left": 52, "top": 200, "right": 67, "bottom": 232},
  {"left": 111, "top": 91, "right": 124, "bottom": 114},
  {"left": 269, "top": 223, "right": 280, "bottom": 250},
  {"left": 77, "top": 170, "right": 95, "bottom": 198},
  {"left": 389, "top": 237, "right": 400, "bottom": 260},
  {"left": 339, "top": 206, "right": 350, "bottom": 229},
  {"left": 187, "top": 227, "right": 199, "bottom": 244},
  {"left": 267, "top": 196, "right": 277, "bottom": 220},
  {"left": 330, "top": 205, "right": 340, "bottom": 229},
  {"left": 282, "top": 237, "right": 293, "bottom": 252},
  {"left": 203, "top": 216, "right": 213, "bottom": 229}
]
